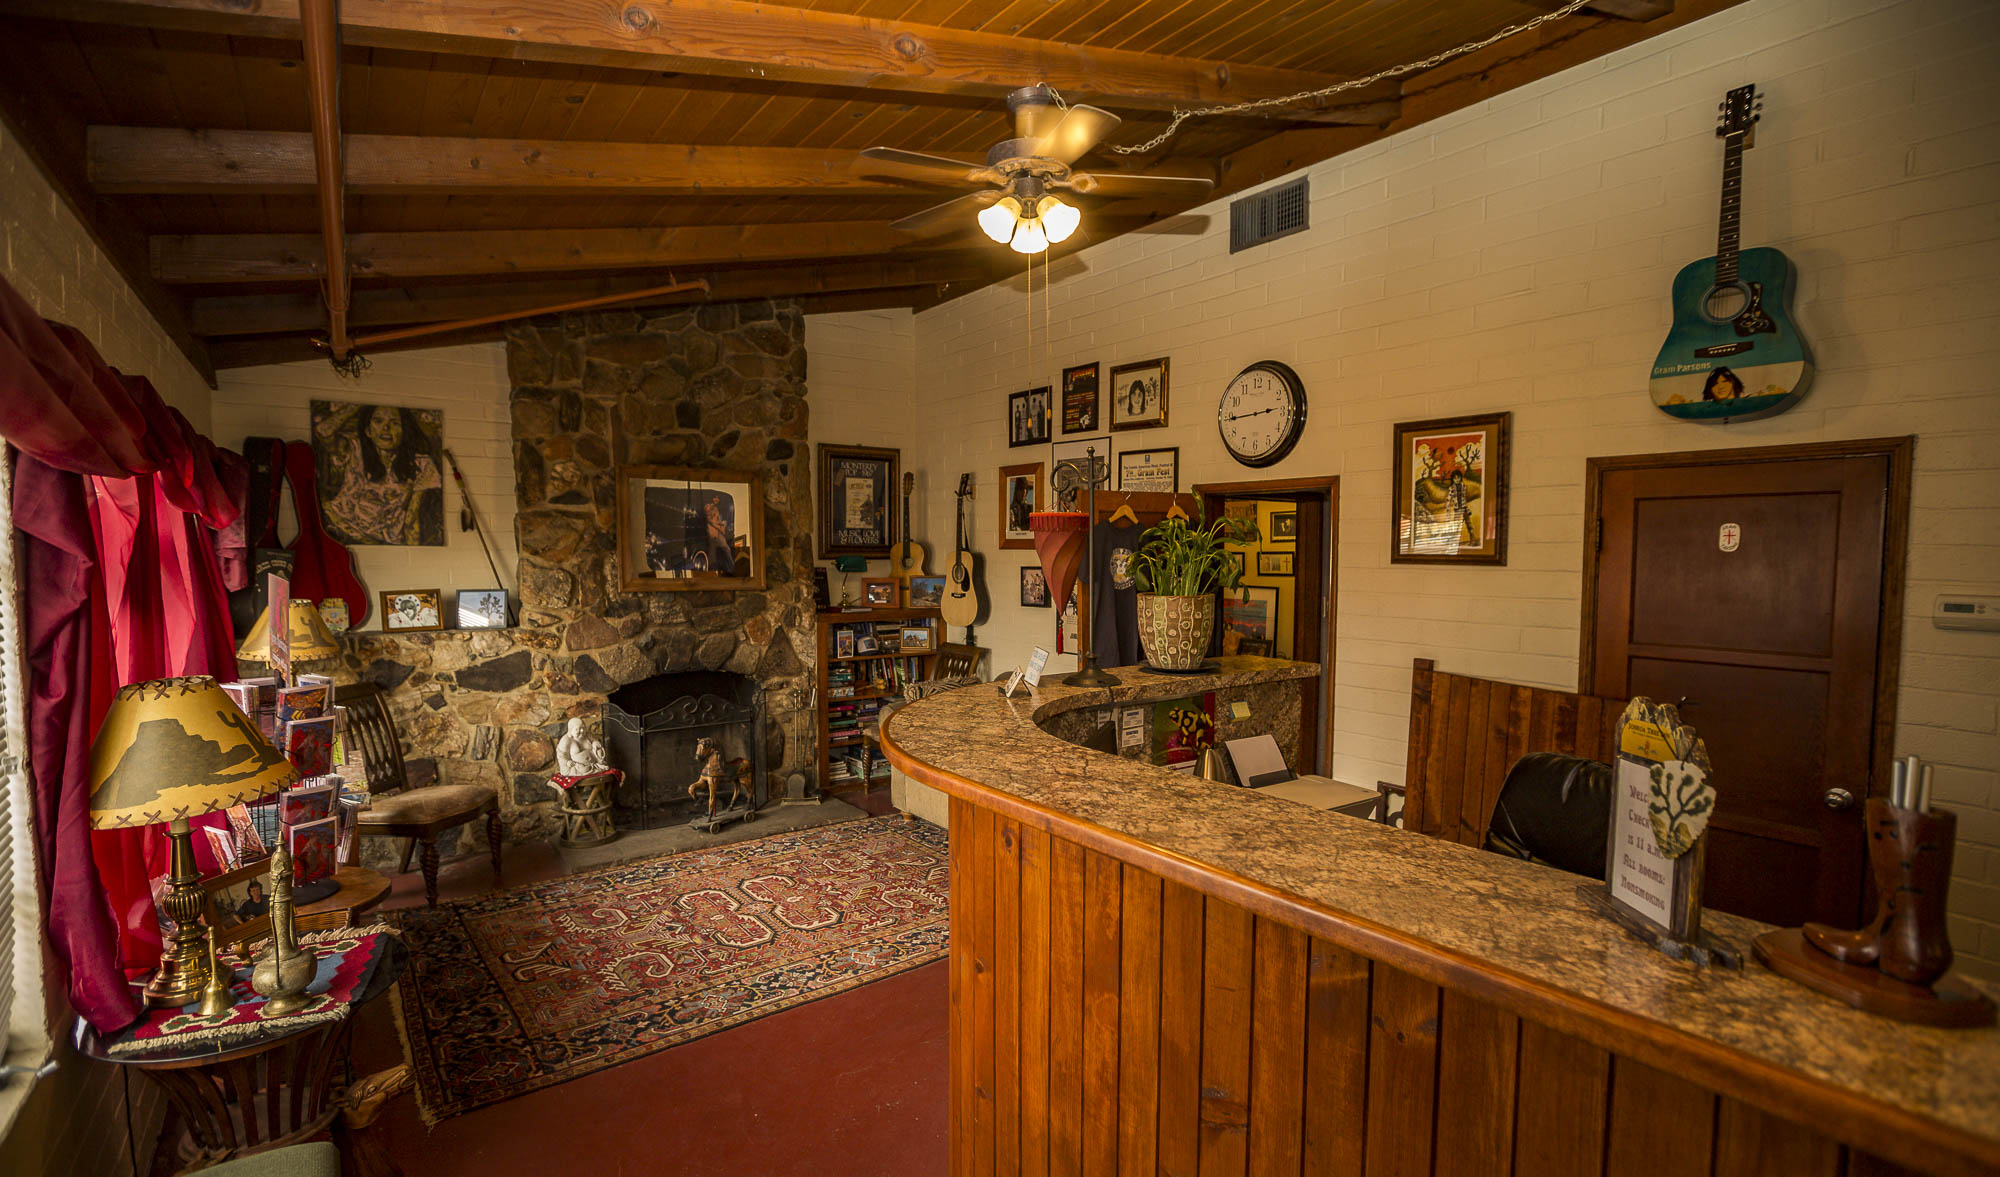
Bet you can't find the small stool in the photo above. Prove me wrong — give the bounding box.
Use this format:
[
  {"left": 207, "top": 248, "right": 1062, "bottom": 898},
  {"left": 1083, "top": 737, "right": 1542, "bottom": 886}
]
[{"left": 548, "top": 769, "right": 621, "bottom": 848}]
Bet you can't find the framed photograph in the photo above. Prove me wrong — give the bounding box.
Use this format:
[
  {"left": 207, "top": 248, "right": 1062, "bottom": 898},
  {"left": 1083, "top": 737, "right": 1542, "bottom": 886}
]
[
  {"left": 1020, "top": 566, "right": 1051, "bottom": 608},
  {"left": 1061, "top": 362, "right": 1100, "bottom": 435},
  {"left": 862, "top": 578, "right": 899, "bottom": 607},
  {"left": 816, "top": 443, "right": 899, "bottom": 558},
  {"left": 1108, "top": 358, "right": 1169, "bottom": 431},
  {"left": 457, "top": 588, "right": 509, "bottom": 629},
  {"left": 616, "top": 465, "right": 766, "bottom": 591},
  {"left": 1390, "top": 411, "right": 1511, "bottom": 565},
  {"left": 1257, "top": 550, "right": 1296, "bottom": 577},
  {"left": 1228, "top": 550, "right": 1247, "bottom": 579},
  {"left": 835, "top": 628, "right": 856, "bottom": 658},
  {"left": 1117, "top": 447, "right": 1179, "bottom": 493},
  {"left": 1269, "top": 512, "right": 1298, "bottom": 543},
  {"left": 998, "top": 462, "right": 1043, "bottom": 551},
  {"left": 203, "top": 859, "right": 276, "bottom": 948},
  {"left": 380, "top": 589, "right": 443, "bottom": 632},
  {"left": 1009, "top": 386, "right": 1052, "bottom": 448},
  {"left": 1222, "top": 585, "right": 1279, "bottom": 643},
  {"left": 899, "top": 626, "right": 936, "bottom": 653},
  {"left": 908, "top": 575, "right": 945, "bottom": 610},
  {"left": 1050, "top": 438, "right": 1110, "bottom": 510}
]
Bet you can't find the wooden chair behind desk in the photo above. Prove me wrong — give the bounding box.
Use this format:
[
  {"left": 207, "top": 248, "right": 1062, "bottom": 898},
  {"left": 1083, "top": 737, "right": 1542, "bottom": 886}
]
[
  {"left": 337, "top": 682, "right": 502, "bottom": 906},
  {"left": 932, "top": 642, "right": 987, "bottom": 681},
  {"left": 1377, "top": 658, "right": 1623, "bottom": 843}
]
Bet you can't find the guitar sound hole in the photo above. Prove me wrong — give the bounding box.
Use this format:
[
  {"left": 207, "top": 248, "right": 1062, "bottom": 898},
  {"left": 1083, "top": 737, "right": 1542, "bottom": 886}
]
[{"left": 1703, "top": 283, "right": 1750, "bottom": 323}]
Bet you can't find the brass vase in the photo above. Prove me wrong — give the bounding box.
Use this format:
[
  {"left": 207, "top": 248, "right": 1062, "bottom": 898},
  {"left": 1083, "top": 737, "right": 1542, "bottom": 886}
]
[{"left": 1137, "top": 593, "right": 1213, "bottom": 671}]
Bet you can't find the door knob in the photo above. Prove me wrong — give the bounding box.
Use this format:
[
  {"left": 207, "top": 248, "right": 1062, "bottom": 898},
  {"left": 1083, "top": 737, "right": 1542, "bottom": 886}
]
[{"left": 1823, "top": 787, "right": 1856, "bottom": 810}]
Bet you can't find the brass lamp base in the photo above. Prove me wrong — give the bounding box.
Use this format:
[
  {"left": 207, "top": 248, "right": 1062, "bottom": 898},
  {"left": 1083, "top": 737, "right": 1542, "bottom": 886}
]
[{"left": 145, "top": 816, "right": 213, "bottom": 1009}]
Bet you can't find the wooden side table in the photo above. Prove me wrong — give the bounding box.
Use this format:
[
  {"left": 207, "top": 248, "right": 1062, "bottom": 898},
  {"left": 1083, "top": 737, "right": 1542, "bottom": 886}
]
[
  {"left": 550, "top": 769, "right": 620, "bottom": 847},
  {"left": 76, "top": 937, "right": 408, "bottom": 1176}
]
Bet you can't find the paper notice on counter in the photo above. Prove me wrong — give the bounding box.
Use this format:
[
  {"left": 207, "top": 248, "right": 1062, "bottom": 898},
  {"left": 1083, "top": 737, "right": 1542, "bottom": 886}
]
[
  {"left": 1024, "top": 647, "right": 1050, "bottom": 687},
  {"left": 1608, "top": 758, "right": 1675, "bottom": 930}
]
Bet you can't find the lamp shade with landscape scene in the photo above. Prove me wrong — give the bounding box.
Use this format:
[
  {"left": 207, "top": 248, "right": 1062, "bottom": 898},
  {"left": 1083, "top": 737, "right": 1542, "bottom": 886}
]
[
  {"left": 236, "top": 598, "right": 342, "bottom": 665},
  {"left": 90, "top": 675, "right": 299, "bottom": 1006}
]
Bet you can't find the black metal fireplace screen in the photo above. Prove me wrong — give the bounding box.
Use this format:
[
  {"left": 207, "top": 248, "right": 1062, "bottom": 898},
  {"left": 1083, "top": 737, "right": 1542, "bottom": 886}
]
[{"left": 602, "top": 671, "right": 766, "bottom": 829}]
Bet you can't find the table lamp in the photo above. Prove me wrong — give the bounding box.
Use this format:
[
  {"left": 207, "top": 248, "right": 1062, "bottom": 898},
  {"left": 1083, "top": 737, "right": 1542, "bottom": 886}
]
[
  {"left": 90, "top": 675, "right": 300, "bottom": 1007},
  {"left": 236, "top": 598, "right": 342, "bottom": 669},
  {"left": 833, "top": 556, "right": 868, "bottom": 605}
]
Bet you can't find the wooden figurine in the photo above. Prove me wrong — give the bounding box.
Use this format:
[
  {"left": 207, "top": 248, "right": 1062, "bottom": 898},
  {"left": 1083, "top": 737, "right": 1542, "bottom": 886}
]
[{"left": 688, "top": 736, "right": 752, "bottom": 820}]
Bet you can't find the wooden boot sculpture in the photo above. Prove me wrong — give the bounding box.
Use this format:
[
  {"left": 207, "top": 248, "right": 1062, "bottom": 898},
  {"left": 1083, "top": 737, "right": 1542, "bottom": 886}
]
[{"left": 1804, "top": 801, "right": 1955, "bottom": 985}]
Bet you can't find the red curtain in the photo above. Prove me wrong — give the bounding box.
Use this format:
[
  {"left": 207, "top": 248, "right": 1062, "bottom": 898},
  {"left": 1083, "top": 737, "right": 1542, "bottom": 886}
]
[{"left": 3, "top": 277, "right": 246, "bottom": 1032}]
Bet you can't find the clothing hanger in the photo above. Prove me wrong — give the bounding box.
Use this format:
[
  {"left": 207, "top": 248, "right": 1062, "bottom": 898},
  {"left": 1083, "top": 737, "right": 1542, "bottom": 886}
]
[
  {"left": 1165, "top": 499, "right": 1190, "bottom": 521},
  {"left": 1108, "top": 498, "right": 1139, "bottom": 526}
]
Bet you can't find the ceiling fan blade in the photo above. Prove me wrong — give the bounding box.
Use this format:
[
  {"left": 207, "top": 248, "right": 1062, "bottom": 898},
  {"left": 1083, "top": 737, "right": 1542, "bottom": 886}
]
[
  {"left": 859, "top": 146, "right": 1001, "bottom": 187},
  {"left": 1033, "top": 104, "right": 1120, "bottom": 165},
  {"left": 891, "top": 189, "right": 1003, "bottom": 237},
  {"left": 1066, "top": 171, "right": 1215, "bottom": 198}
]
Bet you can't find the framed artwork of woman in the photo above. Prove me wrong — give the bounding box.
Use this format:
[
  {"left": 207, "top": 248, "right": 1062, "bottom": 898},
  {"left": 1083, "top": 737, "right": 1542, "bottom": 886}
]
[{"left": 311, "top": 399, "right": 446, "bottom": 546}]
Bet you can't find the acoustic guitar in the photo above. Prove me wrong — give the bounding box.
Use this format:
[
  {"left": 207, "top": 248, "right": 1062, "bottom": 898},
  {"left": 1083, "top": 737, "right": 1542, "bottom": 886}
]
[
  {"left": 283, "top": 440, "right": 371, "bottom": 627},
  {"left": 940, "top": 473, "right": 987, "bottom": 630},
  {"left": 1649, "top": 84, "right": 1811, "bottom": 422},
  {"left": 228, "top": 436, "right": 291, "bottom": 639},
  {"left": 888, "top": 472, "right": 928, "bottom": 582}
]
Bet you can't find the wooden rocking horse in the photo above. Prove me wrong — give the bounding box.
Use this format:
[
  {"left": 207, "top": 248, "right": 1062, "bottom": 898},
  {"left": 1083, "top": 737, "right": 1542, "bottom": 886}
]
[{"left": 689, "top": 736, "right": 753, "bottom": 820}]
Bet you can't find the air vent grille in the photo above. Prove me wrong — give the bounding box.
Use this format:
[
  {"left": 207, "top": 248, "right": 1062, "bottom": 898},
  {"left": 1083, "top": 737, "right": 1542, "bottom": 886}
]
[{"left": 1229, "top": 177, "right": 1310, "bottom": 253}]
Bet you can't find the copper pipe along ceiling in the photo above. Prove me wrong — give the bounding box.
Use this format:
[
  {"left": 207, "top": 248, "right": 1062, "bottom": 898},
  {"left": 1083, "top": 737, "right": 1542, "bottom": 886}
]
[
  {"left": 300, "top": 0, "right": 350, "bottom": 359},
  {"left": 347, "top": 278, "right": 713, "bottom": 350}
]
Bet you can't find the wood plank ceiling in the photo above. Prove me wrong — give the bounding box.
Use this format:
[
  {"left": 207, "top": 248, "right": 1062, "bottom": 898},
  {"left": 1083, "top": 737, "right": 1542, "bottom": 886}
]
[{"left": 0, "top": 0, "right": 1718, "bottom": 378}]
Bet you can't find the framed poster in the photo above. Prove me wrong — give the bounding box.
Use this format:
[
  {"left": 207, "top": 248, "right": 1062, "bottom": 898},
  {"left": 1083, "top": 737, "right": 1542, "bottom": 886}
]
[
  {"left": 999, "top": 462, "right": 1042, "bottom": 551},
  {"left": 1050, "top": 438, "right": 1110, "bottom": 510},
  {"left": 616, "top": 465, "right": 767, "bottom": 591},
  {"left": 1009, "top": 386, "right": 1052, "bottom": 447},
  {"left": 1390, "top": 412, "right": 1510, "bottom": 565},
  {"left": 1117, "top": 447, "right": 1178, "bottom": 493},
  {"left": 1108, "top": 358, "right": 1169, "bottom": 431},
  {"left": 1061, "top": 362, "right": 1100, "bottom": 434},
  {"left": 816, "top": 444, "right": 899, "bottom": 558},
  {"left": 309, "top": 399, "right": 445, "bottom": 547}
]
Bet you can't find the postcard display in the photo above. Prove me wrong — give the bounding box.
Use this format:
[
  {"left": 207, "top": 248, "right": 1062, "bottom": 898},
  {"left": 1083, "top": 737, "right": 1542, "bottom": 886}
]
[{"left": 219, "top": 673, "right": 364, "bottom": 896}]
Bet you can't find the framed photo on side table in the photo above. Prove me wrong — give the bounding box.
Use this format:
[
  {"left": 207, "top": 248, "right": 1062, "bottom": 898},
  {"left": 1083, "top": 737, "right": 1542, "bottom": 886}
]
[
  {"left": 381, "top": 589, "right": 443, "bottom": 632},
  {"left": 1117, "top": 447, "right": 1178, "bottom": 493},
  {"left": 816, "top": 444, "right": 899, "bottom": 558},
  {"left": 203, "top": 859, "right": 275, "bottom": 949},
  {"left": 1108, "top": 358, "right": 1169, "bottom": 431},
  {"left": 861, "top": 578, "right": 900, "bottom": 607},
  {"left": 1008, "top": 387, "right": 1052, "bottom": 447},
  {"left": 998, "top": 462, "right": 1042, "bottom": 551},
  {"left": 1390, "top": 411, "right": 1510, "bottom": 566},
  {"left": 1061, "top": 363, "right": 1100, "bottom": 434},
  {"left": 616, "top": 465, "right": 766, "bottom": 592}
]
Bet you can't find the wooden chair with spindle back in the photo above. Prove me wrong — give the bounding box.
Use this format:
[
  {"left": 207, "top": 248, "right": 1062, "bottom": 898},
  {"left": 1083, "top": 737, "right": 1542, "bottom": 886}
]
[
  {"left": 336, "top": 682, "right": 502, "bottom": 906},
  {"left": 932, "top": 643, "right": 987, "bottom": 682}
]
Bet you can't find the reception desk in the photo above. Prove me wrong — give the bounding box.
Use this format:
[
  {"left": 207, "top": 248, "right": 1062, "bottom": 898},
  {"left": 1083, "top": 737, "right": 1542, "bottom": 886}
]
[{"left": 880, "top": 657, "right": 1999, "bottom": 1177}]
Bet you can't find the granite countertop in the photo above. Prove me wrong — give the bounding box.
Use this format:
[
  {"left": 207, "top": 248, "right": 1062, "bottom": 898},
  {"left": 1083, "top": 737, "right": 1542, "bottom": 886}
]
[{"left": 879, "top": 656, "right": 2000, "bottom": 1162}]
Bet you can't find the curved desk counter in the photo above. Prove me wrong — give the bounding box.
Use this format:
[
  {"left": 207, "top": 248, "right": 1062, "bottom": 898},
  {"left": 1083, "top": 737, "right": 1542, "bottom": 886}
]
[{"left": 880, "top": 657, "right": 1999, "bottom": 1177}]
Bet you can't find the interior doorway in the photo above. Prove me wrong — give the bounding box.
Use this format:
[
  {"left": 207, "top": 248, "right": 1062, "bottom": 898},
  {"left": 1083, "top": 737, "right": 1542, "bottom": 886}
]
[
  {"left": 1580, "top": 437, "right": 1911, "bottom": 929},
  {"left": 1197, "top": 477, "right": 1338, "bottom": 775}
]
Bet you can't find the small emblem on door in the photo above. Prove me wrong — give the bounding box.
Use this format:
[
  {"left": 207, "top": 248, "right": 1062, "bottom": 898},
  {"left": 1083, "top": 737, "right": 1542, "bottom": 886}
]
[{"left": 1719, "top": 523, "right": 1741, "bottom": 552}]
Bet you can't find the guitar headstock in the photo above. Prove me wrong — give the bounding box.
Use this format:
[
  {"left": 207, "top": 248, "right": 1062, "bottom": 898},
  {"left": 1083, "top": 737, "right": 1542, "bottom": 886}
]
[
  {"left": 1716, "top": 83, "right": 1761, "bottom": 140},
  {"left": 902, "top": 472, "right": 916, "bottom": 497},
  {"left": 957, "top": 473, "right": 973, "bottom": 498}
]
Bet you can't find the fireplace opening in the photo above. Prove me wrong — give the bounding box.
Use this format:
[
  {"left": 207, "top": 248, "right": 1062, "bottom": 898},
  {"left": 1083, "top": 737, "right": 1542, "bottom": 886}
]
[{"left": 603, "top": 670, "right": 766, "bottom": 830}]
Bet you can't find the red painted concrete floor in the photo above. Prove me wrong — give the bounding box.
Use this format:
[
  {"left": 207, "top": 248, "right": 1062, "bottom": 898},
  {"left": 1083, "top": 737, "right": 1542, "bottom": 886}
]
[{"left": 346, "top": 791, "right": 949, "bottom": 1176}]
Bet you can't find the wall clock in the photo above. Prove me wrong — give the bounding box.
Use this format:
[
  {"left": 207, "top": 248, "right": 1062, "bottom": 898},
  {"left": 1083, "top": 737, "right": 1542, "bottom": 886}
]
[{"left": 1217, "top": 360, "right": 1307, "bottom": 468}]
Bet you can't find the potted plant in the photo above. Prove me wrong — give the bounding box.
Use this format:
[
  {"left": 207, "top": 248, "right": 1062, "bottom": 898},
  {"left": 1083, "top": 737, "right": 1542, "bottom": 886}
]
[{"left": 1129, "top": 508, "right": 1259, "bottom": 671}]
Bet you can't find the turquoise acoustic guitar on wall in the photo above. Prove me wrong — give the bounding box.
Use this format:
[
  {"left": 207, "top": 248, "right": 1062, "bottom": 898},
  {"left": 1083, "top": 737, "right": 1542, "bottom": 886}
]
[{"left": 1650, "top": 84, "right": 1811, "bottom": 422}]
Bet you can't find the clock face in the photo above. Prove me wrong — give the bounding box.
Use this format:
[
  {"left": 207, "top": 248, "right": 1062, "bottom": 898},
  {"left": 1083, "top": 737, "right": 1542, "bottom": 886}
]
[{"left": 1218, "top": 361, "right": 1307, "bottom": 468}]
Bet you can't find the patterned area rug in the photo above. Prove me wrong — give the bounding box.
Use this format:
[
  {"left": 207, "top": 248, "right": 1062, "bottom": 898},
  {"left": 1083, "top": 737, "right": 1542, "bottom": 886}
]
[{"left": 392, "top": 815, "right": 950, "bottom": 1123}]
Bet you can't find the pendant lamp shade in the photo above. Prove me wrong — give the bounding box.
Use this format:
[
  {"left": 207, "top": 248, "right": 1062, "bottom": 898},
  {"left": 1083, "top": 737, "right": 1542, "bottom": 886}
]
[
  {"left": 1028, "top": 511, "right": 1089, "bottom": 619},
  {"left": 88, "top": 676, "right": 299, "bottom": 829},
  {"left": 237, "top": 599, "right": 342, "bottom": 663}
]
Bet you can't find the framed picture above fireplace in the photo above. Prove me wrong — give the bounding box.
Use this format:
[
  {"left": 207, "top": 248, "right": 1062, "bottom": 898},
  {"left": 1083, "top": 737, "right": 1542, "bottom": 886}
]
[{"left": 615, "top": 465, "right": 767, "bottom": 592}]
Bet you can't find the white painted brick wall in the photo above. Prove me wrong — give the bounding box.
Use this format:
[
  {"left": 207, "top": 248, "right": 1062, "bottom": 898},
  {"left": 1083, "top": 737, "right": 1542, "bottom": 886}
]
[
  {"left": 909, "top": 0, "right": 2000, "bottom": 974},
  {"left": 0, "top": 120, "right": 210, "bottom": 430},
  {"left": 805, "top": 309, "right": 919, "bottom": 589},
  {"left": 209, "top": 345, "right": 521, "bottom": 626}
]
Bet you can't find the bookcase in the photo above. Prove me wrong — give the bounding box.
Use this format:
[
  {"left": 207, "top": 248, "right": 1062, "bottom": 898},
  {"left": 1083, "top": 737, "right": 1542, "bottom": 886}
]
[{"left": 814, "top": 607, "right": 942, "bottom": 794}]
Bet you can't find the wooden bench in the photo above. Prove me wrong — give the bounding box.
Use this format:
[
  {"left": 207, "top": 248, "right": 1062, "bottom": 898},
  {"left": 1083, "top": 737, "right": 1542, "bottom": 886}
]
[{"left": 1381, "top": 658, "right": 1622, "bottom": 845}]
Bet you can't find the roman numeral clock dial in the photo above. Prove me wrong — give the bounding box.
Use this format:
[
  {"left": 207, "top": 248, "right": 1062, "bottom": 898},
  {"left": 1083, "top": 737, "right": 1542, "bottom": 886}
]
[{"left": 1218, "top": 360, "right": 1307, "bottom": 468}]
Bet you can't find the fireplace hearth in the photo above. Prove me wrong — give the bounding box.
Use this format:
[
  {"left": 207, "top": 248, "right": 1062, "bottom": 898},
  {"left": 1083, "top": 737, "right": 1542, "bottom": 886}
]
[{"left": 603, "top": 671, "right": 767, "bottom": 830}]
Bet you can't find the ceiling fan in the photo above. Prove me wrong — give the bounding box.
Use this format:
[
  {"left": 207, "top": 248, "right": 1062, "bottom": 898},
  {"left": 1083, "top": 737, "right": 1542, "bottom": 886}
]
[{"left": 860, "top": 85, "right": 1215, "bottom": 253}]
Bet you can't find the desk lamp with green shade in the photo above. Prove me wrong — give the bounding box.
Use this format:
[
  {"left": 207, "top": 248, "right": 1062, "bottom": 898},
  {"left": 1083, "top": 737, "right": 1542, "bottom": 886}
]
[{"left": 89, "top": 675, "right": 299, "bottom": 1007}]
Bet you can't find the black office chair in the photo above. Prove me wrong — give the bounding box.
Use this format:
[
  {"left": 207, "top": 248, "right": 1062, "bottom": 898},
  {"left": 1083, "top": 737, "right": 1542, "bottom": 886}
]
[{"left": 1482, "top": 752, "right": 1614, "bottom": 880}]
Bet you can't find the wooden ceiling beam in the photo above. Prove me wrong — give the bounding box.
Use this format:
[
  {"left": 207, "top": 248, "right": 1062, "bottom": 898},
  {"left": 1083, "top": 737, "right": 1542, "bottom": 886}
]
[
  {"left": 87, "top": 127, "right": 940, "bottom": 196},
  {"left": 35, "top": 0, "right": 1391, "bottom": 115},
  {"left": 189, "top": 257, "right": 1007, "bottom": 336}
]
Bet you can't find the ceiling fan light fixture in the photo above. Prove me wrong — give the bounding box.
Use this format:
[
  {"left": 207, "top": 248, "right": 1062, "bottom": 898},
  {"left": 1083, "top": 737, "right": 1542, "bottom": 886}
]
[
  {"left": 978, "top": 195, "right": 1023, "bottom": 244},
  {"left": 1040, "top": 197, "right": 1081, "bottom": 245},
  {"left": 1009, "top": 218, "right": 1049, "bottom": 254}
]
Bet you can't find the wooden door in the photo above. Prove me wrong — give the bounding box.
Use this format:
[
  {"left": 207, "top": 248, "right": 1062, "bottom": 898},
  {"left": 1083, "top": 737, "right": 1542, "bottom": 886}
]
[{"left": 1585, "top": 441, "right": 1908, "bottom": 929}]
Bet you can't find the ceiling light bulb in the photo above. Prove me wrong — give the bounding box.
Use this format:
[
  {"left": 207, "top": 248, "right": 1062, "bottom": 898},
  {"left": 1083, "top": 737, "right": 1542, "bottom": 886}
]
[
  {"left": 1040, "top": 197, "right": 1080, "bottom": 245},
  {"left": 978, "top": 196, "right": 1022, "bottom": 244},
  {"left": 1010, "top": 218, "right": 1048, "bottom": 254}
]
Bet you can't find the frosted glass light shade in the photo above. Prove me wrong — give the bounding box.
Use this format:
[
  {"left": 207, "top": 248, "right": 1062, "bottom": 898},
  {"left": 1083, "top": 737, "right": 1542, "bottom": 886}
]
[
  {"left": 1010, "top": 218, "right": 1048, "bottom": 254},
  {"left": 1041, "top": 197, "right": 1080, "bottom": 244},
  {"left": 978, "top": 196, "right": 1022, "bottom": 244}
]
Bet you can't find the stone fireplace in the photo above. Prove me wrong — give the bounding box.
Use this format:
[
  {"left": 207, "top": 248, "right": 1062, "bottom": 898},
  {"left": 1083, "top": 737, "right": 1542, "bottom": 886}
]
[
  {"left": 604, "top": 670, "right": 766, "bottom": 829},
  {"left": 338, "top": 299, "right": 818, "bottom": 850}
]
